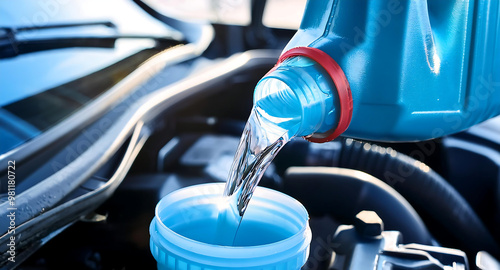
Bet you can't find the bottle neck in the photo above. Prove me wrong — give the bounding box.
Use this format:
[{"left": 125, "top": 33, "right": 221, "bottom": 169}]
[{"left": 253, "top": 56, "right": 339, "bottom": 139}]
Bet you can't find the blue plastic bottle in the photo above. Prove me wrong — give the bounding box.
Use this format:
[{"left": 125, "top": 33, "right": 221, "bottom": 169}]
[{"left": 255, "top": 0, "right": 500, "bottom": 142}]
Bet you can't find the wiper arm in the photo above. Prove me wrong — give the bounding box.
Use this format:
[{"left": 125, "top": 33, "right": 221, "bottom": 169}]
[
  {"left": 0, "top": 21, "right": 184, "bottom": 59},
  {"left": 11, "top": 21, "right": 117, "bottom": 32}
]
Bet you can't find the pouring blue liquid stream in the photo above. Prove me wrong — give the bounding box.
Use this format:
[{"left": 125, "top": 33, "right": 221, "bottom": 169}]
[{"left": 216, "top": 56, "right": 339, "bottom": 245}]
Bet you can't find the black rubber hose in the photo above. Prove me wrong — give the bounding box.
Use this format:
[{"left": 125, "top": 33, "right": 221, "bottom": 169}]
[
  {"left": 337, "top": 138, "right": 500, "bottom": 257},
  {"left": 282, "top": 166, "right": 433, "bottom": 245}
]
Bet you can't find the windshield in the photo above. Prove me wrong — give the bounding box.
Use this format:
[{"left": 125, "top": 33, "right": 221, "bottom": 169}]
[{"left": 0, "top": 0, "right": 184, "bottom": 154}]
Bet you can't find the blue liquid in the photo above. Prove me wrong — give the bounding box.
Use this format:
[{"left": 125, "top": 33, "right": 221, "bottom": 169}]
[
  {"left": 172, "top": 218, "right": 291, "bottom": 247},
  {"left": 215, "top": 65, "right": 331, "bottom": 245},
  {"left": 216, "top": 102, "right": 300, "bottom": 245},
  {"left": 162, "top": 189, "right": 295, "bottom": 247}
]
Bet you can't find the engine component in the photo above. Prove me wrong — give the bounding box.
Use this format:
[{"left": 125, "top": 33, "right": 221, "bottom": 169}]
[
  {"left": 279, "top": 138, "right": 500, "bottom": 257},
  {"left": 331, "top": 211, "right": 468, "bottom": 270}
]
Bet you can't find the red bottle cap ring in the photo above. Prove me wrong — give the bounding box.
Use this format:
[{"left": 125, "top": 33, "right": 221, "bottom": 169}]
[{"left": 276, "top": 47, "right": 353, "bottom": 143}]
